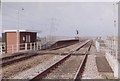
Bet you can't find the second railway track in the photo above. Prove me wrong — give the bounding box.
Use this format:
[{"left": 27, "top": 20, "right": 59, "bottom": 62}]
[{"left": 31, "top": 40, "right": 92, "bottom": 80}]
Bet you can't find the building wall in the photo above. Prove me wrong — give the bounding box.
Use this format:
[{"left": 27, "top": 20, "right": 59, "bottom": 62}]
[{"left": 6, "top": 32, "right": 20, "bottom": 53}]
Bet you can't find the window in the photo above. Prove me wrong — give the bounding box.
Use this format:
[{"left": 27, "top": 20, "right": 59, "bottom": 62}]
[
  {"left": 23, "top": 36, "right": 25, "bottom": 41},
  {"left": 26, "top": 35, "right": 30, "bottom": 42}
]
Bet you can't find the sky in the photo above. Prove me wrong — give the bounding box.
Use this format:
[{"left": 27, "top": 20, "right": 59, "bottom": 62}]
[{"left": 1, "top": 2, "right": 119, "bottom": 37}]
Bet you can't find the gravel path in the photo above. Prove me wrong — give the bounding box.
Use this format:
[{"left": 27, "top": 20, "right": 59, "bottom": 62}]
[
  {"left": 81, "top": 45, "right": 103, "bottom": 79},
  {"left": 42, "top": 55, "right": 83, "bottom": 79},
  {"left": 2, "top": 54, "right": 54, "bottom": 79}
]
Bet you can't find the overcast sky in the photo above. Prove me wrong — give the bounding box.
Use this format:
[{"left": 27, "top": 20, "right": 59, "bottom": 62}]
[{"left": 1, "top": 2, "right": 118, "bottom": 37}]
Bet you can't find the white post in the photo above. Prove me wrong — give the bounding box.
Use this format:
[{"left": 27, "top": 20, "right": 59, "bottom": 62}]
[
  {"left": 25, "top": 43, "right": 27, "bottom": 51},
  {"left": 34, "top": 42, "right": 36, "bottom": 51},
  {"left": 30, "top": 43, "right": 32, "bottom": 50}
]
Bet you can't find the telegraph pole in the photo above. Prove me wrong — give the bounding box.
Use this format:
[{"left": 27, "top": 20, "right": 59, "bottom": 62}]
[{"left": 50, "top": 18, "right": 57, "bottom": 42}]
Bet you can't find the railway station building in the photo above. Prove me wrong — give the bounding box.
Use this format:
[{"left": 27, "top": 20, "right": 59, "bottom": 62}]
[{"left": 3, "top": 30, "right": 37, "bottom": 53}]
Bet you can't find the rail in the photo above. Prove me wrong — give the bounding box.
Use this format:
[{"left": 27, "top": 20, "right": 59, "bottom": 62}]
[
  {"left": 30, "top": 54, "right": 71, "bottom": 80},
  {"left": 74, "top": 40, "right": 92, "bottom": 80},
  {"left": 30, "top": 40, "right": 92, "bottom": 80},
  {"left": 1, "top": 52, "right": 39, "bottom": 67}
]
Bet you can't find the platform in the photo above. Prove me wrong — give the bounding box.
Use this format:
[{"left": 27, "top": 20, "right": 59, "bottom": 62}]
[
  {"left": 96, "top": 56, "right": 114, "bottom": 79},
  {"left": 96, "top": 56, "right": 113, "bottom": 72}
]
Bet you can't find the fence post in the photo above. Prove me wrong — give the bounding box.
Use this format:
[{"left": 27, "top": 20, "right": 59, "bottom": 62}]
[
  {"left": 30, "top": 43, "right": 32, "bottom": 50},
  {"left": 37, "top": 42, "right": 38, "bottom": 50},
  {"left": 25, "top": 43, "right": 27, "bottom": 51},
  {"left": 34, "top": 42, "right": 36, "bottom": 51},
  {"left": 0, "top": 46, "right": 2, "bottom": 54}
]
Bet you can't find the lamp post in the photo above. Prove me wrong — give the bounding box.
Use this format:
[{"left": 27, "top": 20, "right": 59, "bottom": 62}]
[
  {"left": 16, "top": 10, "right": 19, "bottom": 52},
  {"left": 16, "top": 8, "right": 24, "bottom": 52}
]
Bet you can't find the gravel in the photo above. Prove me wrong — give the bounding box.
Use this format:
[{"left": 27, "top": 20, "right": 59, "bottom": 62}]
[
  {"left": 11, "top": 55, "right": 68, "bottom": 79},
  {"left": 81, "top": 46, "right": 103, "bottom": 79},
  {"left": 2, "top": 54, "right": 54, "bottom": 79}
]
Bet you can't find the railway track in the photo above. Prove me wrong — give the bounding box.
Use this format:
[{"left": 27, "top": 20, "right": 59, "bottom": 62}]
[
  {"left": 0, "top": 44, "right": 74, "bottom": 67},
  {"left": 2, "top": 40, "right": 91, "bottom": 80},
  {"left": 1, "top": 53, "right": 39, "bottom": 67},
  {"left": 1, "top": 40, "right": 88, "bottom": 68},
  {"left": 74, "top": 41, "right": 92, "bottom": 80},
  {"left": 42, "top": 55, "right": 85, "bottom": 79},
  {"left": 1, "top": 41, "right": 77, "bottom": 63},
  {"left": 30, "top": 40, "right": 92, "bottom": 80}
]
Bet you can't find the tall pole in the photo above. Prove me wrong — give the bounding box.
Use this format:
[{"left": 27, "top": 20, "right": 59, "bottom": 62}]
[
  {"left": 16, "top": 10, "right": 19, "bottom": 52},
  {"left": 50, "top": 18, "right": 56, "bottom": 42}
]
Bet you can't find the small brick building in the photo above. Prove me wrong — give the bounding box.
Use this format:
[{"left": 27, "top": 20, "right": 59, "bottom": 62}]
[{"left": 3, "top": 30, "right": 37, "bottom": 53}]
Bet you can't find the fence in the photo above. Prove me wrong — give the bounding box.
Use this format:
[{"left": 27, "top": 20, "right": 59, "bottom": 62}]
[
  {"left": 0, "top": 43, "right": 5, "bottom": 54},
  {"left": 95, "top": 39, "right": 118, "bottom": 59},
  {"left": 95, "top": 40, "right": 106, "bottom": 53},
  {"left": 0, "top": 42, "right": 49, "bottom": 54},
  {"left": 104, "top": 39, "right": 118, "bottom": 59}
]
